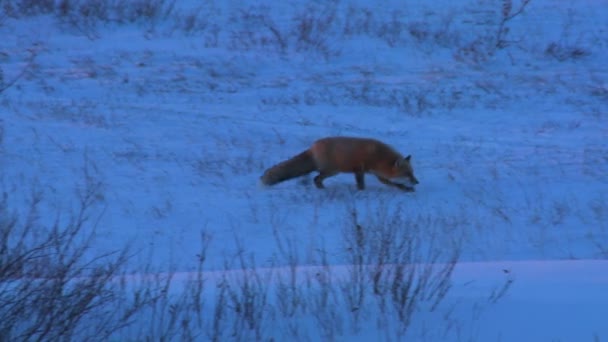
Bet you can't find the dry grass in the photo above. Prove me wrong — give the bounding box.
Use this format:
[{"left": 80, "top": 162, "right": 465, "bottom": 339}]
[{"left": 0, "top": 163, "right": 499, "bottom": 341}]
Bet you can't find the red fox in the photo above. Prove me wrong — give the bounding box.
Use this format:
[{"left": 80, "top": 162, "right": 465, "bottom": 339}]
[{"left": 260, "top": 136, "right": 419, "bottom": 191}]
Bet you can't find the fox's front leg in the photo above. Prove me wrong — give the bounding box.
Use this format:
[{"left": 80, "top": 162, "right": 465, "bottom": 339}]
[
  {"left": 376, "top": 176, "right": 415, "bottom": 192},
  {"left": 354, "top": 172, "right": 365, "bottom": 190}
]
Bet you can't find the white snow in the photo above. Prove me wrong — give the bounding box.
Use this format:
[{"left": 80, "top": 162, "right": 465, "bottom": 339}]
[{"left": 1, "top": 0, "right": 607, "bottom": 340}]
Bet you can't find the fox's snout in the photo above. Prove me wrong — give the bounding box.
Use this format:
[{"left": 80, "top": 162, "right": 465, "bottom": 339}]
[{"left": 391, "top": 175, "right": 419, "bottom": 187}]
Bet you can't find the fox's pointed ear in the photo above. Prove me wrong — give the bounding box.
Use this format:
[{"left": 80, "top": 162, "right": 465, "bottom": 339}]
[
  {"left": 405, "top": 155, "right": 411, "bottom": 161},
  {"left": 396, "top": 156, "right": 411, "bottom": 167}
]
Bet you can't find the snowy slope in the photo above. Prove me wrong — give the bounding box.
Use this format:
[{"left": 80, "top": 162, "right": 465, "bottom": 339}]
[{"left": 1, "top": 0, "right": 607, "bottom": 340}]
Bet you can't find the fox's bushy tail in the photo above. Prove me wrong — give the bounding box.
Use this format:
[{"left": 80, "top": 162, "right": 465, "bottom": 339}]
[{"left": 260, "top": 150, "right": 316, "bottom": 186}]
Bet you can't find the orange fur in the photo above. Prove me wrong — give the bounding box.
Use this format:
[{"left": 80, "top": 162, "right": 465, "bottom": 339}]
[{"left": 260, "top": 136, "right": 419, "bottom": 191}]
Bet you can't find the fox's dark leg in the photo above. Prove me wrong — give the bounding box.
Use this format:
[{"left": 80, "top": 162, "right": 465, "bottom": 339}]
[
  {"left": 355, "top": 172, "right": 365, "bottom": 190},
  {"left": 314, "top": 171, "right": 338, "bottom": 189},
  {"left": 376, "top": 176, "right": 415, "bottom": 192}
]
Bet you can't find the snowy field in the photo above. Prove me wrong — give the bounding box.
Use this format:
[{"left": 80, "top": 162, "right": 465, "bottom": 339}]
[{"left": 1, "top": 0, "right": 607, "bottom": 340}]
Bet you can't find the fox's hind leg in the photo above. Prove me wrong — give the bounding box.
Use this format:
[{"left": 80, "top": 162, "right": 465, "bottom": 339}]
[
  {"left": 314, "top": 171, "right": 338, "bottom": 189},
  {"left": 376, "top": 176, "right": 415, "bottom": 192}
]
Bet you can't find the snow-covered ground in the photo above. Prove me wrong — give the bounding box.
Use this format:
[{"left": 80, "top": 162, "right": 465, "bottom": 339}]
[{"left": 1, "top": 0, "right": 607, "bottom": 340}]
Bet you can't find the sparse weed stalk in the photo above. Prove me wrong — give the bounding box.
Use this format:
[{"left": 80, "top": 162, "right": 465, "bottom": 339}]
[
  {"left": 271, "top": 225, "right": 307, "bottom": 339},
  {"left": 0, "top": 162, "right": 133, "bottom": 341},
  {"left": 543, "top": 8, "right": 591, "bottom": 62},
  {"left": 407, "top": 11, "right": 458, "bottom": 51},
  {"left": 545, "top": 42, "right": 590, "bottom": 62},
  {"left": 307, "top": 247, "right": 342, "bottom": 341},
  {"left": 171, "top": 3, "right": 221, "bottom": 46},
  {"left": 2, "top": 0, "right": 177, "bottom": 37},
  {"left": 0, "top": 119, "right": 4, "bottom": 150},
  {"left": 377, "top": 10, "right": 406, "bottom": 47},
  {"left": 292, "top": 1, "right": 340, "bottom": 59},
  {"left": 0, "top": 47, "right": 37, "bottom": 95},
  {"left": 342, "top": 5, "right": 374, "bottom": 37},
  {"left": 208, "top": 274, "right": 229, "bottom": 342},
  {"left": 341, "top": 210, "right": 368, "bottom": 333},
  {"left": 450, "top": 0, "right": 533, "bottom": 65},
  {"left": 0, "top": 172, "right": 504, "bottom": 341},
  {"left": 496, "top": 0, "right": 532, "bottom": 49},
  {"left": 226, "top": 2, "right": 341, "bottom": 58},
  {"left": 227, "top": 5, "right": 286, "bottom": 54},
  {"left": 222, "top": 234, "right": 273, "bottom": 341},
  {"left": 135, "top": 233, "right": 211, "bottom": 341},
  {"left": 45, "top": 100, "right": 115, "bottom": 129},
  {"left": 586, "top": 196, "right": 608, "bottom": 257},
  {"left": 1, "top": 0, "right": 54, "bottom": 17},
  {"left": 342, "top": 201, "right": 461, "bottom": 338},
  {"left": 488, "top": 271, "right": 515, "bottom": 304},
  {"left": 0, "top": 160, "right": 212, "bottom": 342}
]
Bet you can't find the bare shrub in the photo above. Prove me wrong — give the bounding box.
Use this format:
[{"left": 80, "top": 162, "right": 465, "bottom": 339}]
[
  {"left": 495, "top": 0, "right": 532, "bottom": 49},
  {"left": 291, "top": 1, "right": 340, "bottom": 58},
  {"left": 2, "top": 0, "right": 175, "bottom": 21},
  {"left": 0, "top": 165, "right": 134, "bottom": 341},
  {"left": 545, "top": 42, "right": 590, "bottom": 61},
  {"left": 131, "top": 232, "right": 211, "bottom": 341},
  {"left": 1, "top": 0, "right": 55, "bottom": 16},
  {"left": 447, "top": 0, "right": 533, "bottom": 64},
  {"left": 218, "top": 234, "right": 273, "bottom": 341},
  {"left": 343, "top": 203, "right": 460, "bottom": 337},
  {"left": 342, "top": 5, "right": 374, "bottom": 37},
  {"left": 1, "top": 0, "right": 177, "bottom": 38},
  {"left": 0, "top": 48, "right": 37, "bottom": 95},
  {"left": 407, "top": 15, "right": 457, "bottom": 49},
  {"left": 377, "top": 10, "right": 406, "bottom": 47},
  {"left": 226, "top": 2, "right": 342, "bottom": 58},
  {"left": 0, "top": 159, "right": 217, "bottom": 341},
  {"left": 228, "top": 5, "right": 287, "bottom": 54},
  {"left": 307, "top": 247, "right": 343, "bottom": 341},
  {"left": 170, "top": 5, "right": 221, "bottom": 46}
]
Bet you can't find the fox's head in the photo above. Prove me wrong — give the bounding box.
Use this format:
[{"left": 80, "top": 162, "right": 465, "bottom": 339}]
[{"left": 392, "top": 155, "right": 419, "bottom": 186}]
